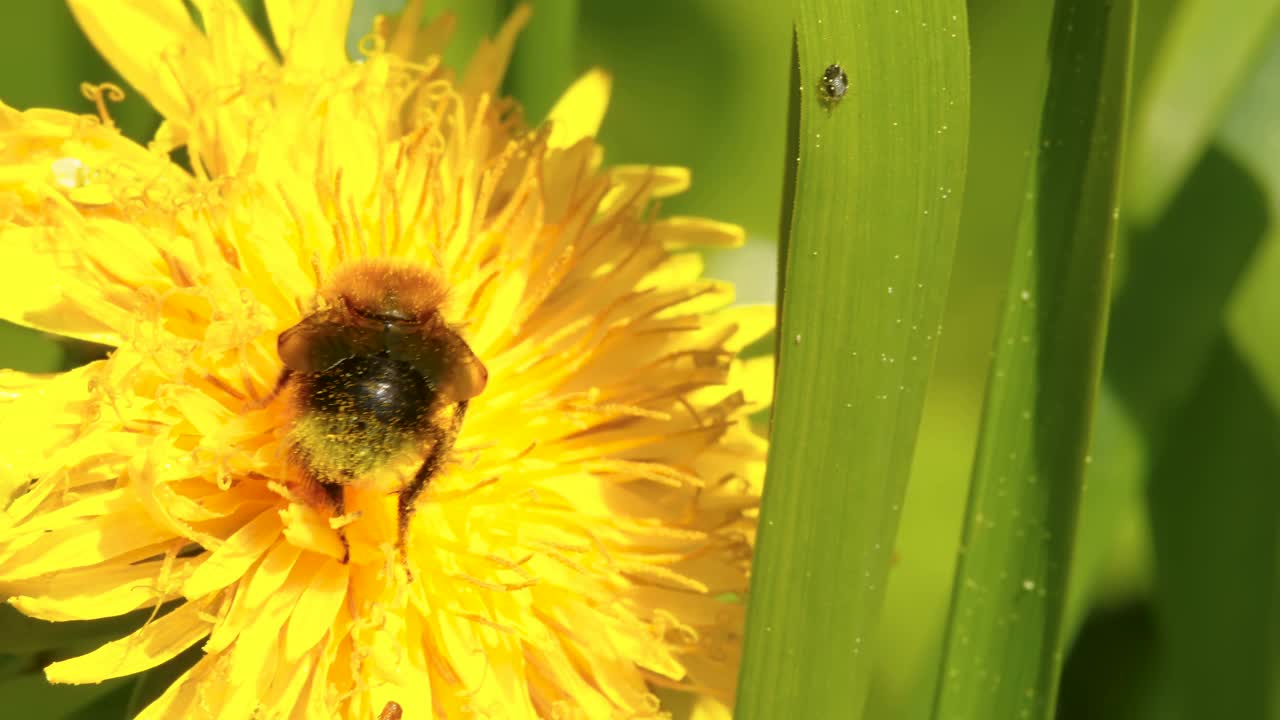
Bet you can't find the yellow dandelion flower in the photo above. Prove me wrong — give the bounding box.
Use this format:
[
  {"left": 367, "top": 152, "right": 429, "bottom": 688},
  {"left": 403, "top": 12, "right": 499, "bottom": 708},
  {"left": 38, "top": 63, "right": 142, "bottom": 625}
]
[{"left": 0, "top": 2, "right": 772, "bottom": 718}]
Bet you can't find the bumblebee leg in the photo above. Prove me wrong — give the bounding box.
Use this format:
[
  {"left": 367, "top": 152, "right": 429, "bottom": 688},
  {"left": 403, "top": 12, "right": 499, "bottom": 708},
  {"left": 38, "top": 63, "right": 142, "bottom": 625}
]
[
  {"left": 396, "top": 426, "right": 447, "bottom": 566},
  {"left": 396, "top": 401, "right": 469, "bottom": 568},
  {"left": 320, "top": 481, "right": 351, "bottom": 564},
  {"left": 253, "top": 368, "right": 292, "bottom": 410},
  {"left": 287, "top": 441, "right": 353, "bottom": 564}
]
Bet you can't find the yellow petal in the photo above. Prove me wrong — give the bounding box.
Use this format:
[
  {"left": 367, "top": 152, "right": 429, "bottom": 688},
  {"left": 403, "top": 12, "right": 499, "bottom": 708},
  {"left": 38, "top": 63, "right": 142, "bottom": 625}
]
[
  {"left": 132, "top": 656, "right": 218, "bottom": 720},
  {"left": 45, "top": 597, "right": 214, "bottom": 683},
  {"left": 0, "top": 503, "right": 171, "bottom": 582},
  {"left": 195, "top": 0, "right": 276, "bottom": 81},
  {"left": 2, "top": 487, "right": 129, "bottom": 545},
  {"left": 654, "top": 216, "right": 746, "bottom": 249},
  {"left": 460, "top": 3, "right": 532, "bottom": 100},
  {"left": 225, "top": 554, "right": 321, "bottom": 688},
  {"left": 0, "top": 226, "right": 126, "bottom": 346},
  {"left": 690, "top": 694, "right": 734, "bottom": 720},
  {"left": 283, "top": 559, "right": 348, "bottom": 660},
  {"left": 720, "top": 304, "right": 776, "bottom": 352},
  {"left": 381, "top": 2, "right": 458, "bottom": 67},
  {"left": 67, "top": 0, "right": 205, "bottom": 122},
  {"left": 380, "top": 0, "right": 424, "bottom": 56},
  {"left": 17, "top": 219, "right": 161, "bottom": 332},
  {"left": 640, "top": 253, "right": 704, "bottom": 292},
  {"left": 611, "top": 165, "right": 691, "bottom": 198},
  {"left": 7, "top": 559, "right": 196, "bottom": 621},
  {"left": 204, "top": 540, "right": 300, "bottom": 654},
  {"left": 0, "top": 103, "right": 192, "bottom": 344},
  {"left": 546, "top": 69, "right": 612, "bottom": 150},
  {"left": 266, "top": 0, "right": 353, "bottom": 69},
  {"left": 259, "top": 650, "right": 316, "bottom": 719},
  {"left": 279, "top": 503, "right": 346, "bottom": 560},
  {"left": 243, "top": 540, "right": 304, "bottom": 611},
  {"left": 0, "top": 103, "right": 184, "bottom": 197},
  {"left": 0, "top": 365, "right": 96, "bottom": 494},
  {"left": 182, "top": 509, "right": 282, "bottom": 599},
  {"left": 738, "top": 355, "right": 775, "bottom": 408}
]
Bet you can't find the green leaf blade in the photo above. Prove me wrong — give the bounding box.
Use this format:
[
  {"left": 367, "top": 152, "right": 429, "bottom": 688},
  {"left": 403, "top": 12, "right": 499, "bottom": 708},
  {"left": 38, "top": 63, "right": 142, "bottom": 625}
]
[
  {"left": 1147, "top": 340, "right": 1280, "bottom": 719},
  {"left": 1127, "top": 0, "right": 1280, "bottom": 223},
  {"left": 1065, "top": 144, "right": 1273, "bottom": 637},
  {"left": 736, "top": 1, "right": 970, "bottom": 717},
  {"left": 930, "top": 0, "right": 1137, "bottom": 717}
]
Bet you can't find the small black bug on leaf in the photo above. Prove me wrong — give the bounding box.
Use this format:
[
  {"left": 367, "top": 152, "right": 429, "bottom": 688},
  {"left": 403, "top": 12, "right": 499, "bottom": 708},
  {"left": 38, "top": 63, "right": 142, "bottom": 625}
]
[{"left": 819, "top": 63, "right": 849, "bottom": 106}]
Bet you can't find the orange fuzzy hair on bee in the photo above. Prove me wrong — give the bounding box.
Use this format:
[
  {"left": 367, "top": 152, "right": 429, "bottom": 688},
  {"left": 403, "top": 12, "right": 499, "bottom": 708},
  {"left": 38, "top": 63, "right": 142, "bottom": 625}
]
[{"left": 325, "top": 258, "right": 448, "bottom": 323}]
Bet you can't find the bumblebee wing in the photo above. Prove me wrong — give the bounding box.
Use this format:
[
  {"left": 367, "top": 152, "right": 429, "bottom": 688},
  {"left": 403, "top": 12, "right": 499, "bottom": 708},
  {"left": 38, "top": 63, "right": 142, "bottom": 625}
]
[
  {"left": 386, "top": 324, "right": 488, "bottom": 401},
  {"left": 277, "top": 311, "right": 382, "bottom": 373},
  {"left": 436, "top": 331, "right": 489, "bottom": 401}
]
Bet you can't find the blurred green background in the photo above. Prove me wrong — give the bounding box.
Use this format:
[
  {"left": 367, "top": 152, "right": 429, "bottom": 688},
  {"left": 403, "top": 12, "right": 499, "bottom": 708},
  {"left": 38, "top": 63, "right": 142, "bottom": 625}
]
[{"left": 0, "top": 1, "right": 1278, "bottom": 718}]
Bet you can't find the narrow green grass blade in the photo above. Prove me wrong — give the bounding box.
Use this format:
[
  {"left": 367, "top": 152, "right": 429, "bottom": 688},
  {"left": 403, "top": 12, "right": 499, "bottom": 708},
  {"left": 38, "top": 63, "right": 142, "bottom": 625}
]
[
  {"left": 1056, "top": 145, "right": 1271, "bottom": 715},
  {"left": 1107, "top": 146, "right": 1268, "bottom": 433},
  {"left": 1062, "top": 29, "right": 1280, "bottom": 714},
  {"left": 0, "top": 672, "right": 130, "bottom": 720},
  {"left": 868, "top": 1, "right": 1055, "bottom": 713},
  {"left": 0, "top": 323, "right": 64, "bottom": 373},
  {"left": 1147, "top": 339, "right": 1280, "bottom": 718},
  {"left": 736, "top": 1, "right": 969, "bottom": 717},
  {"left": 1231, "top": 236, "right": 1280, "bottom": 408},
  {"left": 1127, "top": 0, "right": 1280, "bottom": 223},
  {"left": 1056, "top": 601, "right": 1167, "bottom": 720},
  {"left": 1067, "top": 142, "right": 1272, "bottom": 629},
  {"left": 930, "top": 0, "right": 1135, "bottom": 717},
  {"left": 1141, "top": 29, "right": 1280, "bottom": 719},
  {"left": 1225, "top": 36, "right": 1280, "bottom": 408}
]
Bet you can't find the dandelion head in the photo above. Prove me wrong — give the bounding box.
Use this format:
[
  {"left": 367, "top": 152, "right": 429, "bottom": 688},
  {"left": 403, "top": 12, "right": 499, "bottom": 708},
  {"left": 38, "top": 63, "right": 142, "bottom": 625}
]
[{"left": 0, "top": 2, "right": 770, "bottom": 718}]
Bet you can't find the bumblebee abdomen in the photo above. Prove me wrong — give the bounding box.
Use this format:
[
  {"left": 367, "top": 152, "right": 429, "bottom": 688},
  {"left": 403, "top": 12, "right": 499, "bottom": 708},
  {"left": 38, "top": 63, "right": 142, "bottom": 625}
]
[
  {"left": 304, "top": 354, "right": 433, "bottom": 430},
  {"left": 289, "top": 353, "right": 436, "bottom": 482}
]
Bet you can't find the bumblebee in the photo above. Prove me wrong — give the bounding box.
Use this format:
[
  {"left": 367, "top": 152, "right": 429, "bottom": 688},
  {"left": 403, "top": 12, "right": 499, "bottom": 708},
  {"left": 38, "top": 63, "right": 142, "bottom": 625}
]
[{"left": 275, "top": 258, "right": 487, "bottom": 563}]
